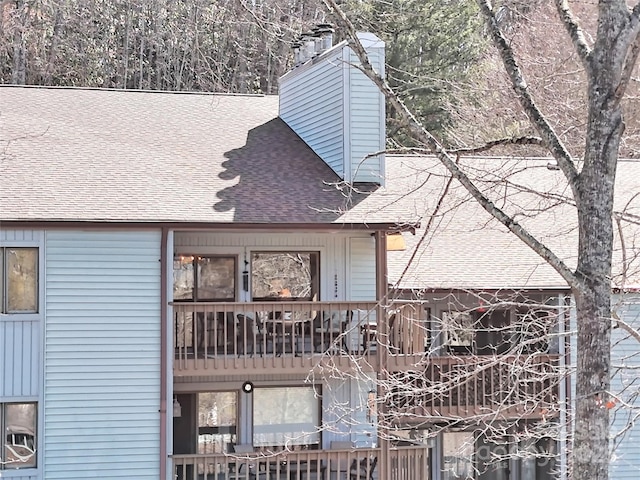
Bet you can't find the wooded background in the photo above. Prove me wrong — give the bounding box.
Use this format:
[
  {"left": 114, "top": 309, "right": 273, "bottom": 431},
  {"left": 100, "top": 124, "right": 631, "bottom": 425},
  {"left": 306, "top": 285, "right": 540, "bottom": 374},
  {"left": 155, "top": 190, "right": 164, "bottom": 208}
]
[{"left": 5, "top": 0, "right": 639, "bottom": 155}]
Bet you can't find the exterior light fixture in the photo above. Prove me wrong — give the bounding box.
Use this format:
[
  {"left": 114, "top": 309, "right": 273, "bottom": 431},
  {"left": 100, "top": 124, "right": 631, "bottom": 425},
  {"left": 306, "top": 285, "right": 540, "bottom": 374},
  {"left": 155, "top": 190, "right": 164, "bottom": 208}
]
[
  {"left": 242, "top": 381, "right": 254, "bottom": 394},
  {"left": 366, "top": 389, "right": 377, "bottom": 423},
  {"left": 173, "top": 397, "right": 182, "bottom": 418}
]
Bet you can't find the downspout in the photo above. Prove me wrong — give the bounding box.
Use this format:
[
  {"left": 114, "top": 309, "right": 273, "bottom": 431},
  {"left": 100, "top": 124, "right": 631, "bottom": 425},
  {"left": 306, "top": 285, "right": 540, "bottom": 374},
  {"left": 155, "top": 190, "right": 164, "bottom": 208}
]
[
  {"left": 374, "top": 231, "right": 389, "bottom": 480},
  {"left": 160, "top": 227, "right": 168, "bottom": 480},
  {"left": 558, "top": 293, "right": 569, "bottom": 480}
]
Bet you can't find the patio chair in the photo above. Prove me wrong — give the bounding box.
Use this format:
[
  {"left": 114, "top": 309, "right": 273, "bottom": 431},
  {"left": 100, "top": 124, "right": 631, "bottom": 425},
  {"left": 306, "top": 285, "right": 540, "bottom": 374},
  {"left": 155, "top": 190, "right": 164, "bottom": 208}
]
[
  {"left": 349, "top": 456, "right": 377, "bottom": 480},
  {"left": 237, "top": 313, "right": 270, "bottom": 356},
  {"left": 228, "top": 444, "right": 264, "bottom": 480},
  {"left": 323, "top": 441, "right": 354, "bottom": 480}
]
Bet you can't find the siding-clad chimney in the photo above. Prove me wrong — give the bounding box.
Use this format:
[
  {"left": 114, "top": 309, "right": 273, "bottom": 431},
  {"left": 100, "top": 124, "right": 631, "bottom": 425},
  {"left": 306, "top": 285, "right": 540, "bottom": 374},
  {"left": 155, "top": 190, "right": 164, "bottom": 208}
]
[{"left": 279, "top": 32, "right": 386, "bottom": 185}]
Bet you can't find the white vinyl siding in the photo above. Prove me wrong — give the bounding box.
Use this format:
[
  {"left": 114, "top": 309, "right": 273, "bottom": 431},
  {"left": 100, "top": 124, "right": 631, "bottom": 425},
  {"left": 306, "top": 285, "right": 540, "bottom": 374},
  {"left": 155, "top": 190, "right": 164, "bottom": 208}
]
[
  {"left": 348, "top": 237, "right": 376, "bottom": 301},
  {"left": 322, "top": 375, "right": 376, "bottom": 449},
  {"left": 44, "top": 231, "right": 161, "bottom": 479},
  {"left": 610, "top": 294, "right": 640, "bottom": 480},
  {"left": 174, "top": 231, "right": 370, "bottom": 302},
  {"left": 279, "top": 34, "right": 385, "bottom": 185},
  {"left": 347, "top": 46, "right": 385, "bottom": 184},
  {"left": 279, "top": 49, "right": 345, "bottom": 176}
]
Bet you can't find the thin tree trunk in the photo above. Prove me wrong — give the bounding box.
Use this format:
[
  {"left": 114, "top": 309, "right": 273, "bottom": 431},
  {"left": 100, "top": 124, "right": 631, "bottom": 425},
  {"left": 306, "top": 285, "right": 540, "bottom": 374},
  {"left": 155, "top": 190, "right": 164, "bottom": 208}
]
[{"left": 11, "top": 0, "right": 26, "bottom": 84}]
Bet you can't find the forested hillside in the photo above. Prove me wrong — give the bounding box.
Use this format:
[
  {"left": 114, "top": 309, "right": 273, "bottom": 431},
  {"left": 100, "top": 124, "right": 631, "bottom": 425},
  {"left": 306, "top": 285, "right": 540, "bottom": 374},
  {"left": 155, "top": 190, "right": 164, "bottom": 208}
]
[{"left": 3, "top": 0, "right": 640, "bottom": 155}]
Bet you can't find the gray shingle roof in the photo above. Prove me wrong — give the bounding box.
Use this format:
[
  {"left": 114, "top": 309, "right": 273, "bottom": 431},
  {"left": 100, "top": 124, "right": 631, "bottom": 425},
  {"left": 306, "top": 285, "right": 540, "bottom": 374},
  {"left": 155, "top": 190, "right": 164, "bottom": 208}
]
[
  {"left": 0, "top": 86, "right": 385, "bottom": 226},
  {"left": 383, "top": 155, "right": 640, "bottom": 291}
]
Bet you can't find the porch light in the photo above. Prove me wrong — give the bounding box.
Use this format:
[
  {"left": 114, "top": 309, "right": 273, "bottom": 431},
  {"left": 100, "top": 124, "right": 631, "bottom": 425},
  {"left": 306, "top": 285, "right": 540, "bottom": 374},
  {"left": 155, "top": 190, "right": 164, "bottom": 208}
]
[
  {"left": 386, "top": 233, "right": 406, "bottom": 251},
  {"left": 173, "top": 397, "right": 182, "bottom": 418},
  {"left": 242, "top": 381, "right": 254, "bottom": 394},
  {"left": 367, "top": 389, "right": 377, "bottom": 423}
]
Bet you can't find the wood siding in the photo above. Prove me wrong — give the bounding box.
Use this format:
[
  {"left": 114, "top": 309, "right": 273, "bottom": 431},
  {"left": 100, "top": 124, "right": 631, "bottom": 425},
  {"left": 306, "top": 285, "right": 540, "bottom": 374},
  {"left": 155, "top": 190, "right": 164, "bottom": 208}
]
[
  {"left": 610, "top": 294, "right": 640, "bottom": 480},
  {"left": 44, "top": 231, "right": 162, "bottom": 479}
]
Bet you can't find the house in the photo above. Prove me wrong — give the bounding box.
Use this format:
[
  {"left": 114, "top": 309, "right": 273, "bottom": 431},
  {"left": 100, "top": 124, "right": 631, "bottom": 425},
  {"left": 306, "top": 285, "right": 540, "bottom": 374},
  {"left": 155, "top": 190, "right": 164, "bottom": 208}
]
[
  {"left": 2, "top": 27, "right": 638, "bottom": 480},
  {"left": 383, "top": 155, "right": 640, "bottom": 480},
  {"left": 0, "top": 31, "right": 431, "bottom": 480}
]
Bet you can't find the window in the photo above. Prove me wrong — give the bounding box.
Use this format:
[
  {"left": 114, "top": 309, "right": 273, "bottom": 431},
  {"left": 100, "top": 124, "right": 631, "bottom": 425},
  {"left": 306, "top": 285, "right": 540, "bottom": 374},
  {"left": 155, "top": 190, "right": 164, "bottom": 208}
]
[
  {"left": 198, "top": 392, "right": 237, "bottom": 454},
  {"left": 442, "top": 312, "right": 473, "bottom": 353},
  {"left": 251, "top": 252, "right": 319, "bottom": 300},
  {"left": 253, "top": 386, "right": 320, "bottom": 447},
  {"left": 1, "top": 248, "right": 38, "bottom": 314},
  {"left": 442, "top": 431, "right": 474, "bottom": 480},
  {"left": 1, "top": 402, "right": 37, "bottom": 469},
  {"left": 173, "top": 255, "right": 236, "bottom": 301}
]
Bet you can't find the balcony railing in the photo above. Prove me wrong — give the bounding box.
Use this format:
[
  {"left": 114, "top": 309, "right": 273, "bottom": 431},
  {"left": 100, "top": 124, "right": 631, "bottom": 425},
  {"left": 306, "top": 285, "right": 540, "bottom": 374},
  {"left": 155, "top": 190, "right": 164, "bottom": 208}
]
[
  {"left": 387, "top": 354, "right": 560, "bottom": 420},
  {"left": 173, "top": 301, "right": 380, "bottom": 373},
  {"left": 172, "top": 445, "right": 429, "bottom": 480}
]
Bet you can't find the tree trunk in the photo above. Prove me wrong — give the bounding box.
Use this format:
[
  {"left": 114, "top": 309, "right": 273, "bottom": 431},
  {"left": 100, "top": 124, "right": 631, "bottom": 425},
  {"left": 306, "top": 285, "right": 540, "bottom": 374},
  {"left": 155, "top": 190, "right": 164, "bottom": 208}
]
[
  {"left": 571, "top": 5, "right": 625, "bottom": 478},
  {"left": 11, "top": 0, "right": 26, "bottom": 85}
]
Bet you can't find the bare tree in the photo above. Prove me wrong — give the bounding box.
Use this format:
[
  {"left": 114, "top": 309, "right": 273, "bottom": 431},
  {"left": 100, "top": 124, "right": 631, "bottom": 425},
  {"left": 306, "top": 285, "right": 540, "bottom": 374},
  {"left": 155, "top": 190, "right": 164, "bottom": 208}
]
[{"left": 321, "top": 1, "right": 640, "bottom": 479}]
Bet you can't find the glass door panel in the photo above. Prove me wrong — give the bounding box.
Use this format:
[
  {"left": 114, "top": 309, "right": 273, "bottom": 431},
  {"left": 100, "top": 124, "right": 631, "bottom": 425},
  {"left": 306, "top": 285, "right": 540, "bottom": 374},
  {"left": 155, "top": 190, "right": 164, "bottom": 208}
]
[{"left": 198, "top": 392, "right": 237, "bottom": 454}]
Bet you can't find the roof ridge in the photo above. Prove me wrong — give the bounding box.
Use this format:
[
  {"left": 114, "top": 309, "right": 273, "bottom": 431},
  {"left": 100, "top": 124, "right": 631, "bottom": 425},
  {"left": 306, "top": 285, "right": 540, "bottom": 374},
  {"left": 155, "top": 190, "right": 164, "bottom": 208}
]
[{"left": 0, "top": 84, "right": 268, "bottom": 98}]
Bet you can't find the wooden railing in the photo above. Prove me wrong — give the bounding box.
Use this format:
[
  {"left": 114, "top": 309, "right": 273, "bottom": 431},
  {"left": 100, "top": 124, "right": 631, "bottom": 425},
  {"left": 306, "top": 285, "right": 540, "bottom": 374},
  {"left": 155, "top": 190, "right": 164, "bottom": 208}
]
[
  {"left": 172, "top": 445, "right": 429, "bottom": 480},
  {"left": 387, "top": 354, "right": 560, "bottom": 419},
  {"left": 172, "top": 301, "right": 380, "bottom": 373}
]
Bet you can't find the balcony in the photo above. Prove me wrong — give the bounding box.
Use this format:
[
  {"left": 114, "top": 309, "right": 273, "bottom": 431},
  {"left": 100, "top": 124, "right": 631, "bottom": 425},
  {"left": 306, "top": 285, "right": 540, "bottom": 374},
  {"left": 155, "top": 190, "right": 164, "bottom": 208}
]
[
  {"left": 172, "top": 445, "right": 429, "bottom": 480},
  {"left": 387, "top": 354, "right": 561, "bottom": 421},
  {"left": 173, "top": 301, "right": 380, "bottom": 376}
]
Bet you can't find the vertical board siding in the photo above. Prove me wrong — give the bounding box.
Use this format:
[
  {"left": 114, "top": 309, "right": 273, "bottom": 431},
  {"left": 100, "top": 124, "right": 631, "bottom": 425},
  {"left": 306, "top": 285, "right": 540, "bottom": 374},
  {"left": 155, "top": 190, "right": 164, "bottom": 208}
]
[
  {"left": 349, "top": 374, "right": 377, "bottom": 448},
  {"left": 323, "top": 376, "right": 352, "bottom": 448},
  {"left": 349, "top": 238, "right": 376, "bottom": 301},
  {"left": 0, "top": 319, "right": 40, "bottom": 398},
  {"left": 348, "top": 48, "right": 385, "bottom": 184},
  {"left": 44, "top": 231, "right": 161, "bottom": 479},
  {"left": 0, "top": 229, "right": 44, "bottom": 243},
  {"left": 279, "top": 50, "right": 345, "bottom": 176},
  {"left": 610, "top": 294, "right": 640, "bottom": 480},
  {"left": 0, "top": 229, "right": 43, "bottom": 399}
]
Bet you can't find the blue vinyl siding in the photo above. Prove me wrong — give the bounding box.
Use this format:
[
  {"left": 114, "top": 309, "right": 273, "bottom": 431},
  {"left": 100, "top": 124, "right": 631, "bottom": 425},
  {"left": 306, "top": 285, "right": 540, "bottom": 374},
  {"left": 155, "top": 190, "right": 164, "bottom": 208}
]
[
  {"left": 610, "top": 295, "right": 640, "bottom": 479},
  {"left": 44, "top": 231, "right": 161, "bottom": 479},
  {"left": 0, "top": 228, "right": 43, "bottom": 400}
]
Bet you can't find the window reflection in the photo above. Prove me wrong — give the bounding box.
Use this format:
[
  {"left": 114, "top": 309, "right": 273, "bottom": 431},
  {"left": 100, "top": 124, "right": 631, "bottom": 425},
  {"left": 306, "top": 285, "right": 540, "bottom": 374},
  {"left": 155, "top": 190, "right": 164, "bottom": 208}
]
[
  {"left": 198, "top": 392, "right": 237, "bottom": 454},
  {"left": 3, "top": 402, "right": 37, "bottom": 469},
  {"left": 173, "top": 256, "right": 236, "bottom": 301},
  {"left": 251, "top": 252, "right": 319, "bottom": 300},
  {"left": 253, "top": 387, "right": 320, "bottom": 447},
  {"left": 3, "top": 248, "right": 38, "bottom": 313}
]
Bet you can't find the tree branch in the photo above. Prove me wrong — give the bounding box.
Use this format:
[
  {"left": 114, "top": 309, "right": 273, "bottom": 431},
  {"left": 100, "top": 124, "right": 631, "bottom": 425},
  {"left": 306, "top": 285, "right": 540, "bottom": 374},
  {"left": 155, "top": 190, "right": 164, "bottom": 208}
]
[
  {"left": 477, "top": 0, "right": 580, "bottom": 196},
  {"left": 615, "top": 28, "right": 640, "bottom": 105},
  {"left": 323, "top": 0, "right": 583, "bottom": 292},
  {"left": 450, "top": 136, "right": 543, "bottom": 155},
  {"left": 554, "top": 0, "right": 592, "bottom": 69}
]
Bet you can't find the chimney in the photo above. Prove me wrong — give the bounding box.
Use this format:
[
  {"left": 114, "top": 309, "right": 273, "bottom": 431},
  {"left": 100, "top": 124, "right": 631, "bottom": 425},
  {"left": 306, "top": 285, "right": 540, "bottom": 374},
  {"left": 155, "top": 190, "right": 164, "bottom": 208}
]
[
  {"left": 279, "top": 32, "right": 386, "bottom": 185},
  {"left": 315, "top": 24, "right": 334, "bottom": 53}
]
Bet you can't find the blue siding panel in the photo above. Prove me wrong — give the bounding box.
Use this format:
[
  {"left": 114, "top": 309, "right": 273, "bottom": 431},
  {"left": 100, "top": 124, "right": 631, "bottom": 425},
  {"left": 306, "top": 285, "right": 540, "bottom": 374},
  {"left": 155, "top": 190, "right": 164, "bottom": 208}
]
[
  {"left": 44, "top": 230, "right": 162, "bottom": 479},
  {"left": 610, "top": 295, "right": 640, "bottom": 479}
]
